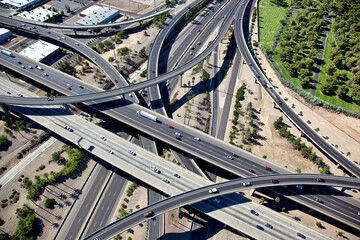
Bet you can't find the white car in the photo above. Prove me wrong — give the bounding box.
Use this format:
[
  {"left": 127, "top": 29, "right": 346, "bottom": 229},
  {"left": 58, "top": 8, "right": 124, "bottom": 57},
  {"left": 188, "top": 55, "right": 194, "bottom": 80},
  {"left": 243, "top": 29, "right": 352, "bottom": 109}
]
[
  {"left": 100, "top": 136, "right": 107, "bottom": 141},
  {"left": 44, "top": 73, "right": 48, "bottom": 76},
  {"left": 209, "top": 188, "right": 218, "bottom": 194},
  {"left": 106, "top": 149, "right": 113, "bottom": 154},
  {"left": 243, "top": 182, "right": 251, "bottom": 186},
  {"left": 150, "top": 166, "right": 160, "bottom": 173},
  {"left": 194, "top": 137, "right": 200, "bottom": 141}
]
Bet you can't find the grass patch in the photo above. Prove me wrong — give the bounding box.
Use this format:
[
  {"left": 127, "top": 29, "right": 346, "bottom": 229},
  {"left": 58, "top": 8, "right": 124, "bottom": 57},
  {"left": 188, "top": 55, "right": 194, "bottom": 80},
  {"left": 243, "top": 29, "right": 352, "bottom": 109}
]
[{"left": 258, "top": 0, "right": 292, "bottom": 52}]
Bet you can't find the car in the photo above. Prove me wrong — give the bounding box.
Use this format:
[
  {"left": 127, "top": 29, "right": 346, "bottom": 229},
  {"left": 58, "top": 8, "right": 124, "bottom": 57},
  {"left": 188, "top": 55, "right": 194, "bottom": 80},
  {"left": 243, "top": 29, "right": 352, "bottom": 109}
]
[
  {"left": 272, "top": 179, "right": 279, "bottom": 184},
  {"left": 250, "top": 210, "right": 259, "bottom": 216},
  {"left": 106, "top": 149, "right": 113, "bottom": 154},
  {"left": 265, "top": 166, "right": 272, "bottom": 171},
  {"left": 190, "top": 52, "right": 193, "bottom": 55},
  {"left": 315, "top": 198, "right": 324, "bottom": 204},
  {"left": 173, "top": 173, "right": 180, "bottom": 178},
  {"left": 198, "top": 29, "right": 201, "bottom": 32},
  {"left": 297, "top": 232, "right": 306, "bottom": 239},
  {"left": 66, "top": 83, "right": 72, "bottom": 87},
  {"left": 296, "top": 185, "right": 303, "bottom": 190},
  {"left": 162, "top": 177, "right": 170, "bottom": 183},
  {"left": 28, "top": 66, "right": 33, "bottom": 69},
  {"left": 79, "top": 85, "right": 84, "bottom": 89},
  {"left": 175, "top": 132, "right": 181, "bottom": 137},
  {"left": 226, "top": 155, "right": 233, "bottom": 160},
  {"left": 66, "top": 87, "right": 71, "bottom": 90},
  {"left": 231, "top": 153, "right": 238, "bottom": 157},
  {"left": 264, "top": 223, "right": 273, "bottom": 229},
  {"left": 175, "top": 136, "right": 181, "bottom": 141},
  {"left": 194, "top": 137, "right": 200, "bottom": 141},
  {"left": 256, "top": 225, "right": 264, "bottom": 231},
  {"left": 47, "top": 31, "right": 51, "bottom": 34},
  {"left": 6, "top": 91, "right": 11, "bottom": 95},
  {"left": 197, "top": 41, "right": 201, "bottom": 45},
  {"left": 317, "top": 178, "right": 325, "bottom": 182},
  {"left": 209, "top": 188, "right": 218, "bottom": 194},
  {"left": 75, "top": 42, "right": 79, "bottom": 46},
  {"left": 100, "top": 136, "right": 107, "bottom": 141},
  {"left": 150, "top": 166, "right": 160, "bottom": 173},
  {"left": 114, "top": 79, "right": 118, "bottom": 83},
  {"left": 144, "top": 211, "right": 154, "bottom": 218},
  {"left": 128, "top": 149, "right": 136, "bottom": 155},
  {"left": 168, "top": 125, "right": 174, "bottom": 129},
  {"left": 17, "top": 93, "right": 23, "bottom": 97},
  {"left": 222, "top": 15, "right": 224, "bottom": 18},
  {"left": 191, "top": 46, "right": 195, "bottom": 50},
  {"left": 47, "top": 97, "right": 54, "bottom": 101},
  {"left": 66, "top": 126, "right": 73, "bottom": 132},
  {"left": 17, "top": 61, "right": 21, "bottom": 64},
  {"left": 44, "top": 73, "right": 48, "bottom": 76},
  {"left": 57, "top": 37, "right": 61, "bottom": 40},
  {"left": 93, "top": 57, "right": 96, "bottom": 61},
  {"left": 248, "top": 169, "right": 255, "bottom": 174},
  {"left": 211, "top": 198, "right": 220, "bottom": 203},
  {"left": 243, "top": 182, "right": 251, "bottom": 186},
  {"left": 21, "top": 65, "right": 25, "bottom": 69}
]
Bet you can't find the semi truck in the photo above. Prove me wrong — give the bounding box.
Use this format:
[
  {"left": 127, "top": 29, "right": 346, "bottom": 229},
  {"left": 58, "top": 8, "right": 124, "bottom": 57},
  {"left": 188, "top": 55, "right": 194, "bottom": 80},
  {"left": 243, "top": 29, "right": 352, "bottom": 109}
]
[
  {"left": 54, "top": 121, "right": 73, "bottom": 132},
  {"left": 1, "top": 50, "right": 13, "bottom": 57},
  {"left": 137, "top": 110, "right": 157, "bottom": 122}
]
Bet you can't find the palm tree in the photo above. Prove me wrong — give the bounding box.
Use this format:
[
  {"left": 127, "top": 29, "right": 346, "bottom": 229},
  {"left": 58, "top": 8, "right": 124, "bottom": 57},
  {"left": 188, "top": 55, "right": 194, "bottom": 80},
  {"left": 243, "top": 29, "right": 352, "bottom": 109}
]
[
  {"left": 259, "top": 197, "right": 265, "bottom": 204},
  {"left": 273, "top": 197, "right": 280, "bottom": 206}
]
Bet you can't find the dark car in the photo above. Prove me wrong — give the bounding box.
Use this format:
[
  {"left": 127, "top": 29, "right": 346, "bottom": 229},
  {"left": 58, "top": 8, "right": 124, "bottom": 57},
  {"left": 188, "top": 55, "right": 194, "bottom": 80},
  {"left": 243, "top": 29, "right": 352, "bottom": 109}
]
[
  {"left": 231, "top": 153, "right": 238, "bottom": 157},
  {"left": 317, "top": 178, "right": 325, "bottom": 182},
  {"left": 264, "top": 223, "right": 273, "bottom": 229},
  {"left": 248, "top": 169, "right": 256, "bottom": 174},
  {"left": 256, "top": 225, "right": 264, "bottom": 231},
  {"left": 144, "top": 211, "right": 154, "bottom": 218},
  {"left": 175, "top": 136, "right": 181, "bottom": 141},
  {"left": 272, "top": 180, "right": 279, "bottom": 184},
  {"left": 297, "top": 232, "right": 306, "bottom": 239},
  {"left": 250, "top": 210, "right": 259, "bottom": 216},
  {"left": 315, "top": 198, "right": 324, "bottom": 204}
]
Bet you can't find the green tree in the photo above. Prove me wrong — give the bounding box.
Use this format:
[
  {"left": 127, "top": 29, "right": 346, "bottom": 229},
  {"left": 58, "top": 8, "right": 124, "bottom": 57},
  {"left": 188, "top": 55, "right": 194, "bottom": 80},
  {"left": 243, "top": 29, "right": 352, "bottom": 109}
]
[
  {"left": 0, "top": 135, "right": 8, "bottom": 149},
  {"left": 336, "top": 85, "right": 349, "bottom": 100},
  {"left": 259, "top": 197, "right": 265, "bottom": 204},
  {"left": 273, "top": 197, "right": 280, "bottom": 206},
  {"left": 117, "top": 30, "right": 127, "bottom": 39},
  {"left": 273, "top": 116, "right": 283, "bottom": 129}
]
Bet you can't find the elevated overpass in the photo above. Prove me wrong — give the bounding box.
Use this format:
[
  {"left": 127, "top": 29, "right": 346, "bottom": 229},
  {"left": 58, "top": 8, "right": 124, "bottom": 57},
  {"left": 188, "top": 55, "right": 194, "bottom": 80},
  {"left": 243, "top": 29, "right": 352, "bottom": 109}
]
[
  {"left": 1, "top": 80, "right": 338, "bottom": 240},
  {"left": 84, "top": 173, "right": 360, "bottom": 240}
]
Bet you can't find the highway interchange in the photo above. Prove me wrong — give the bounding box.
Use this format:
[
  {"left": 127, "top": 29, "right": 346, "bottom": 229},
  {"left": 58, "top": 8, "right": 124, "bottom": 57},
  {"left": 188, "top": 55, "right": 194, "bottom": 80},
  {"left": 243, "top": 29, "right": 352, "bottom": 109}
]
[{"left": 0, "top": 0, "right": 360, "bottom": 239}]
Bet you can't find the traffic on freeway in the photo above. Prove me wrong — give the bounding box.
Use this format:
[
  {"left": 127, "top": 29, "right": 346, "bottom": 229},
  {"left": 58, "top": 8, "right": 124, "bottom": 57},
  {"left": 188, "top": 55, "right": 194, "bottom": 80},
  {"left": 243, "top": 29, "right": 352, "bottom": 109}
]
[{"left": 84, "top": 173, "right": 360, "bottom": 240}]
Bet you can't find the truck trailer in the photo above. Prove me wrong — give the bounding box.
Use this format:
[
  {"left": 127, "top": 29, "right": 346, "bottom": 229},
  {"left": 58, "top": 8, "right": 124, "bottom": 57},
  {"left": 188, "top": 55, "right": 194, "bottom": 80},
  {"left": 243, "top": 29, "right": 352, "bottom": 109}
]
[
  {"left": 1, "top": 50, "right": 13, "bottom": 57},
  {"left": 137, "top": 110, "right": 157, "bottom": 122}
]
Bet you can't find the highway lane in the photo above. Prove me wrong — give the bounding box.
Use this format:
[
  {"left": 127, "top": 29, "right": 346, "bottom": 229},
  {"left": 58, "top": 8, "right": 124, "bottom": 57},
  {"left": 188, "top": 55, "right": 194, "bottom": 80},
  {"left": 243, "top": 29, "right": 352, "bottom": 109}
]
[
  {"left": 0, "top": 80, "right": 353, "bottom": 240},
  {"left": 233, "top": 0, "right": 360, "bottom": 178},
  {"left": 82, "top": 173, "right": 128, "bottom": 238},
  {"left": 2, "top": 51, "right": 360, "bottom": 229},
  {"left": 0, "top": 18, "right": 126, "bottom": 89},
  {"left": 84, "top": 173, "right": 360, "bottom": 240},
  {"left": 2, "top": 0, "right": 360, "bottom": 230},
  {"left": 0, "top": 8, "right": 170, "bottom": 30},
  {"left": 0, "top": 5, "right": 237, "bottom": 105}
]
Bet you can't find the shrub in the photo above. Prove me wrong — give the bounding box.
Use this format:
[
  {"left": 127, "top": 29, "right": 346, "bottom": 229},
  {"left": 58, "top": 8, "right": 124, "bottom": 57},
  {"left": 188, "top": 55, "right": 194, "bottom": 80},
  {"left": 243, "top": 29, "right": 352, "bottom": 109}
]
[
  {"left": 108, "top": 57, "right": 115, "bottom": 62},
  {"left": 45, "top": 198, "right": 55, "bottom": 208}
]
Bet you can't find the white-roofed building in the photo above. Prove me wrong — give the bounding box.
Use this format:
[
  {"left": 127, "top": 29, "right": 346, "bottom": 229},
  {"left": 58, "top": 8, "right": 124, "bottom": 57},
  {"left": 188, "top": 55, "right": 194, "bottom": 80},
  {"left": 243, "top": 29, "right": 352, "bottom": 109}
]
[
  {"left": 76, "top": 5, "right": 120, "bottom": 25},
  {"left": 1, "top": 0, "right": 40, "bottom": 10},
  {"left": 0, "top": 28, "right": 12, "bottom": 43},
  {"left": 18, "top": 40, "right": 60, "bottom": 62},
  {"left": 17, "top": 7, "right": 58, "bottom": 22}
]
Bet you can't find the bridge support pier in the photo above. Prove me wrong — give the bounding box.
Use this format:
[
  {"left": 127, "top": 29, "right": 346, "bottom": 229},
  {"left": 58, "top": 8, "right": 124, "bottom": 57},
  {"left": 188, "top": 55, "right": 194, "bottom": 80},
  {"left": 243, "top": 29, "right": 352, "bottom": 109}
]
[
  {"left": 0, "top": 104, "right": 10, "bottom": 116},
  {"left": 179, "top": 73, "right": 183, "bottom": 87},
  {"left": 249, "top": 188, "right": 255, "bottom": 196},
  {"left": 272, "top": 102, "right": 277, "bottom": 108},
  {"left": 62, "top": 104, "right": 69, "bottom": 111}
]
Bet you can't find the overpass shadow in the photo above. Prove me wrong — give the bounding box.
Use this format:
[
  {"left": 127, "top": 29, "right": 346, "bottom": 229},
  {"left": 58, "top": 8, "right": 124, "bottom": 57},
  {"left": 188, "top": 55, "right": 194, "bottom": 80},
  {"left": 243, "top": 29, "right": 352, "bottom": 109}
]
[{"left": 169, "top": 38, "right": 237, "bottom": 113}]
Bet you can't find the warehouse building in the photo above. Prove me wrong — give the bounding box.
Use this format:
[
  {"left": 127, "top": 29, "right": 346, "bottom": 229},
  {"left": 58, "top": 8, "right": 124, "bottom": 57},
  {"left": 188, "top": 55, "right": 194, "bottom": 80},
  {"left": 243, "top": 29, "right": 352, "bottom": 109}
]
[
  {"left": 1, "top": 0, "right": 40, "bottom": 10},
  {"left": 75, "top": 5, "right": 120, "bottom": 25},
  {"left": 18, "top": 40, "right": 60, "bottom": 62},
  {"left": 18, "top": 7, "right": 58, "bottom": 22},
  {"left": 0, "top": 28, "right": 12, "bottom": 44}
]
